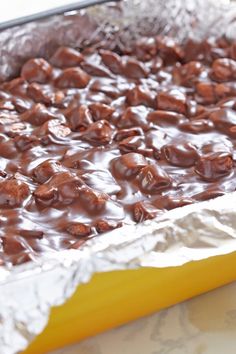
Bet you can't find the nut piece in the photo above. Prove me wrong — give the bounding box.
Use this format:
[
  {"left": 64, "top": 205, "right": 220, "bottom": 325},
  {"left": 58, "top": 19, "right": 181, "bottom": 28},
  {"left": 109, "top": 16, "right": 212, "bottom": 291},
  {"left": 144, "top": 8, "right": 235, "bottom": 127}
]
[
  {"left": 35, "top": 119, "right": 71, "bottom": 142},
  {"left": 123, "top": 58, "right": 148, "bottom": 79},
  {"left": 21, "top": 103, "right": 63, "bottom": 126},
  {"left": 67, "top": 222, "right": 91, "bottom": 237},
  {"left": 179, "top": 119, "right": 214, "bottom": 134},
  {"left": 82, "top": 120, "right": 114, "bottom": 145},
  {"left": 27, "top": 83, "right": 64, "bottom": 106},
  {"left": 126, "top": 86, "right": 154, "bottom": 107},
  {"left": 55, "top": 67, "right": 90, "bottom": 89},
  {"left": 157, "top": 89, "right": 187, "bottom": 115},
  {"left": 211, "top": 58, "right": 236, "bottom": 82},
  {"left": 112, "top": 152, "right": 148, "bottom": 179},
  {"left": 209, "top": 108, "right": 236, "bottom": 138},
  {"left": 173, "top": 61, "right": 204, "bottom": 87},
  {"left": 80, "top": 187, "right": 108, "bottom": 214},
  {"left": 133, "top": 200, "right": 160, "bottom": 222},
  {"left": 0, "top": 179, "right": 30, "bottom": 207},
  {"left": 89, "top": 102, "right": 115, "bottom": 121},
  {"left": 50, "top": 47, "right": 84, "bottom": 68},
  {"left": 21, "top": 58, "right": 53, "bottom": 83},
  {"left": 161, "top": 142, "right": 199, "bottom": 167},
  {"left": 137, "top": 164, "right": 172, "bottom": 194},
  {"left": 114, "top": 127, "right": 143, "bottom": 142},
  {"left": 100, "top": 50, "right": 123, "bottom": 75},
  {"left": 66, "top": 105, "right": 93, "bottom": 131},
  {"left": 119, "top": 106, "right": 150, "bottom": 130},
  {"left": 134, "top": 37, "right": 157, "bottom": 61},
  {"left": 147, "top": 110, "right": 184, "bottom": 126},
  {"left": 95, "top": 219, "right": 121, "bottom": 233},
  {"left": 34, "top": 171, "right": 84, "bottom": 205},
  {"left": 33, "top": 159, "right": 65, "bottom": 184},
  {"left": 195, "top": 152, "right": 233, "bottom": 181}
]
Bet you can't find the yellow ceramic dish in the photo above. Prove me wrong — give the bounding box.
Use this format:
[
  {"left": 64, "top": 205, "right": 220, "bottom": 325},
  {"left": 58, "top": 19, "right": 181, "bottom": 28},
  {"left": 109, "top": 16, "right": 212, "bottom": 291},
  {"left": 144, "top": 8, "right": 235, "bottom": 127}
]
[{"left": 24, "top": 251, "right": 236, "bottom": 354}]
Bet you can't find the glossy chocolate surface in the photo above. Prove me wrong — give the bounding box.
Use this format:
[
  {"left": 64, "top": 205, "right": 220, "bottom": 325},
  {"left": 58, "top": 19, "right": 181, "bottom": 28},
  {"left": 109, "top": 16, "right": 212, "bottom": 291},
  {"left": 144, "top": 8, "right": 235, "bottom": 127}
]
[{"left": 1, "top": 37, "right": 236, "bottom": 265}]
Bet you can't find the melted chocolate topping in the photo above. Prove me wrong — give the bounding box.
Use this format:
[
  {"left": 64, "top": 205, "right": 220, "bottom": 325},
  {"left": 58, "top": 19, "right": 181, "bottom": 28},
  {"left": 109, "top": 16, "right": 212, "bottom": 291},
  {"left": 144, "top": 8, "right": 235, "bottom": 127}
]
[{"left": 1, "top": 37, "right": 236, "bottom": 265}]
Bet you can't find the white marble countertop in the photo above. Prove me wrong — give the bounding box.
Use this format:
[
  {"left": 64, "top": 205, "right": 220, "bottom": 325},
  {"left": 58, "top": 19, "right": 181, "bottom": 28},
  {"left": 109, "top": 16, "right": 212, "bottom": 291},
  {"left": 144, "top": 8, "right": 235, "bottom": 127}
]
[{"left": 50, "top": 282, "right": 236, "bottom": 354}]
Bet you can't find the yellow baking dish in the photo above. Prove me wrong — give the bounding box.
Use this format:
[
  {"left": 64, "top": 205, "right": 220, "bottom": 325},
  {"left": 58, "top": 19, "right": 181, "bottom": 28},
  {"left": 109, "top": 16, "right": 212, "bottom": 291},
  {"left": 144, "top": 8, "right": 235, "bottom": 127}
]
[{"left": 23, "top": 251, "right": 236, "bottom": 354}]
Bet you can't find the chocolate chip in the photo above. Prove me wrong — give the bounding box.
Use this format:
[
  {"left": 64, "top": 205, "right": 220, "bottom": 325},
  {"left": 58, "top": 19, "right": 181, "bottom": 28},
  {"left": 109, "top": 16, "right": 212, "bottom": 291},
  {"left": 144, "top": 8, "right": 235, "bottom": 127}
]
[
  {"left": 50, "top": 46, "right": 84, "bottom": 68},
  {"left": 0, "top": 179, "right": 30, "bottom": 207},
  {"left": 82, "top": 120, "right": 114, "bottom": 145},
  {"left": 195, "top": 152, "right": 233, "bottom": 181},
  {"left": 137, "top": 164, "right": 172, "bottom": 194},
  {"left": 55, "top": 67, "right": 90, "bottom": 88},
  {"left": 133, "top": 200, "right": 160, "bottom": 222},
  {"left": 21, "top": 58, "right": 53, "bottom": 83},
  {"left": 161, "top": 142, "right": 199, "bottom": 167},
  {"left": 112, "top": 152, "right": 148, "bottom": 179},
  {"left": 157, "top": 89, "right": 187, "bottom": 115}
]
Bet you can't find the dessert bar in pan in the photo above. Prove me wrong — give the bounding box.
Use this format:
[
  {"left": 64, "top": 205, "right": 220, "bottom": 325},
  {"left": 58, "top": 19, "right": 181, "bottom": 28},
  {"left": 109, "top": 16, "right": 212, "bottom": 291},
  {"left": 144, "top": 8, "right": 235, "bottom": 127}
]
[{"left": 0, "top": 0, "right": 236, "bottom": 353}]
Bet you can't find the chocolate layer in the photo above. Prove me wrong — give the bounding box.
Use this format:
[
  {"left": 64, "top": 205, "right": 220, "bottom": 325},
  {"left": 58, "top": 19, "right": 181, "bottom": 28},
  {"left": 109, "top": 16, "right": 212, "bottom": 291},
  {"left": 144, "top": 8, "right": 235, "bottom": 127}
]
[{"left": 1, "top": 36, "right": 236, "bottom": 265}]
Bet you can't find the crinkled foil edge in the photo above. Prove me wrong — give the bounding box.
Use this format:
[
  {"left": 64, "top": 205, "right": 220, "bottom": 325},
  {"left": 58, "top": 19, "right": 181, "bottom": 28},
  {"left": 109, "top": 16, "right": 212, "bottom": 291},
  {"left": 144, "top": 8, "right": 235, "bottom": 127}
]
[{"left": 0, "top": 0, "right": 236, "bottom": 353}]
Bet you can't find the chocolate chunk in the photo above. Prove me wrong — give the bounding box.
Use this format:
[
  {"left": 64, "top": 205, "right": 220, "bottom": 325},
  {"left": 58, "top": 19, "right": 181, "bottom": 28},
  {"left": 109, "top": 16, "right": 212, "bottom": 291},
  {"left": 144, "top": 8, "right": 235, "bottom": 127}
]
[
  {"left": 157, "top": 89, "right": 187, "bottom": 115},
  {"left": 89, "top": 102, "right": 115, "bottom": 121},
  {"left": 67, "top": 222, "right": 91, "bottom": 237},
  {"left": 161, "top": 142, "right": 199, "bottom": 167},
  {"left": 133, "top": 200, "right": 160, "bottom": 222},
  {"left": 211, "top": 58, "right": 236, "bottom": 82},
  {"left": 112, "top": 152, "right": 148, "bottom": 179},
  {"left": 21, "top": 58, "right": 53, "bottom": 83},
  {"left": 82, "top": 120, "right": 114, "bottom": 145},
  {"left": 195, "top": 152, "right": 233, "bottom": 181},
  {"left": 0, "top": 179, "right": 30, "bottom": 207},
  {"left": 50, "top": 46, "right": 84, "bottom": 68},
  {"left": 66, "top": 105, "right": 93, "bottom": 131},
  {"left": 137, "top": 164, "right": 172, "bottom": 194},
  {"left": 55, "top": 67, "right": 90, "bottom": 88}
]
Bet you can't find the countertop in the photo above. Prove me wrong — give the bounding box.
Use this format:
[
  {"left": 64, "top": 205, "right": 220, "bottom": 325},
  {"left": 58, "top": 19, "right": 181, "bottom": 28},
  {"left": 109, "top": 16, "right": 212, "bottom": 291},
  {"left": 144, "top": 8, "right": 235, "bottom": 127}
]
[{"left": 51, "top": 281, "right": 236, "bottom": 354}]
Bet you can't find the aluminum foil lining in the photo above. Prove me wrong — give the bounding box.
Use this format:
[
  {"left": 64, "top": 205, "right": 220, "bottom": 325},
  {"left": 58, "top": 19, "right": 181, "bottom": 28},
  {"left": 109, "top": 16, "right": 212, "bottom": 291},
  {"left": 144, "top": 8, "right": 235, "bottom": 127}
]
[{"left": 1, "top": 0, "right": 236, "bottom": 353}]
